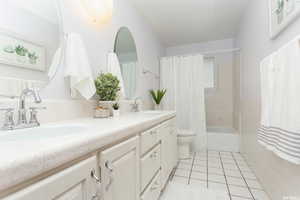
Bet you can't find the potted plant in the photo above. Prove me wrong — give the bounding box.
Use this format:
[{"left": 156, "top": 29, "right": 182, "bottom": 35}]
[
  {"left": 150, "top": 89, "right": 167, "bottom": 110},
  {"left": 95, "top": 73, "right": 120, "bottom": 116},
  {"left": 112, "top": 102, "right": 120, "bottom": 117}
]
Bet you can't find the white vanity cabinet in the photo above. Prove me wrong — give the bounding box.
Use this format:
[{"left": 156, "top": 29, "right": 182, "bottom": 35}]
[
  {"left": 99, "top": 136, "right": 140, "bottom": 200},
  {"left": 3, "top": 156, "right": 99, "bottom": 200}
]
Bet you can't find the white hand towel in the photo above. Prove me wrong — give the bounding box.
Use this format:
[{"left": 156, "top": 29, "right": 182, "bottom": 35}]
[
  {"left": 64, "top": 33, "right": 96, "bottom": 100},
  {"left": 107, "top": 52, "right": 125, "bottom": 97},
  {"left": 258, "top": 37, "right": 300, "bottom": 164},
  {"left": 48, "top": 47, "right": 62, "bottom": 80}
]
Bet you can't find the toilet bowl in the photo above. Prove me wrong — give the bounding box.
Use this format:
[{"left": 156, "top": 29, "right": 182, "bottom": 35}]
[{"left": 177, "top": 129, "right": 196, "bottom": 159}]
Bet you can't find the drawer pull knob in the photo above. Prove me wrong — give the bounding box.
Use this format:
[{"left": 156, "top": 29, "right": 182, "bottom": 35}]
[
  {"left": 105, "top": 161, "right": 114, "bottom": 191},
  {"left": 90, "top": 169, "right": 101, "bottom": 184}
]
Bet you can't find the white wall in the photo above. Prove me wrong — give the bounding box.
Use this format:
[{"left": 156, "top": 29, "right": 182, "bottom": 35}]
[
  {"left": 1, "top": 0, "right": 164, "bottom": 104},
  {"left": 0, "top": 0, "right": 165, "bottom": 125},
  {"left": 166, "top": 39, "right": 237, "bottom": 131},
  {"left": 236, "top": 0, "right": 300, "bottom": 199}
]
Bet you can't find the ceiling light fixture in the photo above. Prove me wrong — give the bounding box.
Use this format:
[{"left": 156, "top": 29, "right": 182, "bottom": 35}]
[{"left": 81, "top": 0, "right": 113, "bottom": 23}]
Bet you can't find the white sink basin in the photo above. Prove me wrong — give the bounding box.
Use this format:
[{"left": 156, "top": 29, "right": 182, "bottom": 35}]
[{"left": 0, "top": 124, "right": 88, "bottom": 141}]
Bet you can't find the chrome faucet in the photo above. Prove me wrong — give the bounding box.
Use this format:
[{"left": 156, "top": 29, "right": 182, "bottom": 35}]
[
  {"left": 18, "top": 88, "right": 42, "bottom": 126},
  {"left": 131, "top": 97, "right": 142, "bottom": 112},
  {"left": 0, "top": 88, "right": 45, "bottom": 131}
]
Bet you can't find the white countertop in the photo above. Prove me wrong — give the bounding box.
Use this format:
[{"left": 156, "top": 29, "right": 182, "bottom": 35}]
[{"left": 0, "top": 111, "right": 176, "bottom": 193}]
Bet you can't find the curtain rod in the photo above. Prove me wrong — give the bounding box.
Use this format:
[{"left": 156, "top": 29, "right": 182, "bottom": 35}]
[{"left": 161, "top": 48, "right": 241, "bottom": 59}]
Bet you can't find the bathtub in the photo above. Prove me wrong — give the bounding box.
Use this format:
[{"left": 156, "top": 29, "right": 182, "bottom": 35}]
[{"left": 206, "top": 127, "right": 240, "bottom": 152}]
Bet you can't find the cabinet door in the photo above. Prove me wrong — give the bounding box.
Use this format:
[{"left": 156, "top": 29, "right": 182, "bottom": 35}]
[
  {"left": 100, "top": 137, "right": 139, "bottom": 200},
  {"left": 4, "top": 157, "right": 99, "bottom": 200},
  {"left": 160, "top": 121, "right": 178, "bottom": 186}
]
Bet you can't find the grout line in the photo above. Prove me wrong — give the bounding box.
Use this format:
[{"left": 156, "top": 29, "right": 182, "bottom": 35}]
[
  {"left": 187, "top": 152, "right": 196, "bottom": 184},
  {"left": 219, "top": 152, "right": 232, "bottom": 200},
  {"left": 231, "top": 152, "right": 256, "bottom": 200}
]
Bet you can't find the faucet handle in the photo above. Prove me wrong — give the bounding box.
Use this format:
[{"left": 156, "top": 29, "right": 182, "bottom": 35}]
[
  {"left": 28, "top": 107, "right": 46, "bottom": 126},
  {"left": 0, "top": 108, "right": 15, "bottom": 130}
]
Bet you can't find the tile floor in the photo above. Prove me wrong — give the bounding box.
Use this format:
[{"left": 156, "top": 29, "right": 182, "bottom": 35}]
[{"left": 170, "top": 151, "right": 271, "bottom": 200}]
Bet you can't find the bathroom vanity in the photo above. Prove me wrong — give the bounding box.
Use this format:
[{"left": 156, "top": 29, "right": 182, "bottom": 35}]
[{"left": 0, "top": 111, "right": 177, "bottom": 200}]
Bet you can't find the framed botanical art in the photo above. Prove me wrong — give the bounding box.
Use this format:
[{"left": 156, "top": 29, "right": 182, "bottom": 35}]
[
  {"left": 269, "top": 0, "right": 300, "bottom": 39},
  {"left": 269, "top": 0, "right": 300, "bottom": 38},
  {"left": 0, "top": 31, "right": 46, "bottom": 71}
]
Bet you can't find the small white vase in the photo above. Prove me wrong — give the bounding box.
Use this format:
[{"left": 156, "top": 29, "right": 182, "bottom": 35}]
[
  {"left": 154, "top": 104, "right": 161, "bottom": 110},
  {"left": 113, "top": 110, "right": 120, "bottom": 117}
]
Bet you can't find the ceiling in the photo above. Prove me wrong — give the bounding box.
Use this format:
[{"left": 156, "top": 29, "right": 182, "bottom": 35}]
[
  {"left": 10, "top": 0, "right": 58, "bottom": 24},
  {"left": 129, "top": 0, "right": 249, "bottom": 47}
]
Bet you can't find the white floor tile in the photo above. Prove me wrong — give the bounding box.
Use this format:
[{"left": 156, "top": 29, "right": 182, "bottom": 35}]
[
  {"left": 208, "top": 182, "right": 228, "bottom": 193},
  {"left": 208, "top": 174, "right": 226, "bottom": 183},
  {"left": 194, "top": 159, "right": 206, "bottom": 166},
  {"left": 242, "top": 172, "right": 257, "bottom": 180},
  {"left": 223, "top": 163, "right": 239, "bottom": 170},
  {"left": 222, "top": 159, "right": 236, "bottom": 164},
  {"left": 174, "top": 169, "right": 190, "bottom": 177},
  {"left": 189, "top": 179, "right": 207, "bottom": 188},
  {"left": 231, "top": 196, "right": 253, "bottom": 200},
  {"left": 251, "top": 189, "right": 270, "bottom": 200},
  {"left": 190, "top": 171, "right": 207, "bottom": 180},
  {"left": 171, "top": 176, "right": 189, "bottom": 185},
  {"left": 246, "top": 179, "right": 263, "bottom": 190},
  {"left": 239, "top": 165, "right": 252, "bottom": 172},
  {"left": 208, "top": 167, "right": 224, "bottom": 175},
  {"left": 180, "top": 159, "right": 193, "bottom": 164},
  {"left": 225, "top": 169, "right": 242, "bottom": 178},
  {"left": 229, "top": 185, "right": 252, "bottom": 199},
  {"left": 193, "top": 165, "right": 207, "bottom": 173},
  {"left": 226, "top": 177, "right": 247, "bottom": 187},
  {"left": 177, "top": 163, "right": 192, "bottom": 170},
  {"left": 208, "top": 162, "right": 222, "bottom": 169}
]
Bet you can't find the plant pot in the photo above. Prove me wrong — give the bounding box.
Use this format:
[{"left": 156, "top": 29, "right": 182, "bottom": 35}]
[
  {"left": 113, "top": 110, "right": 120, "bottom": 117},
  {"left": 99, "top": 101, "right": 115, "bottom": 116}
]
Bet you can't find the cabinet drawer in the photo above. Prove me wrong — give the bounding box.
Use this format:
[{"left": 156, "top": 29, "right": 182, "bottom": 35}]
[
  {"left": 140, "top": 144, "right": 161, "bottom": 191},
  {"left": 140, "top": 171, "right": 161, "bottom": 200},
  {"left": 140, "top": 127, "right": 160, "bottom": 155}
]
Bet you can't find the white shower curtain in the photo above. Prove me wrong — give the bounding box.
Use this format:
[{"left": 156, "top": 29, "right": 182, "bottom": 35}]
[{"left": 160, "top": 54, "right": 207, "bottom": 151}]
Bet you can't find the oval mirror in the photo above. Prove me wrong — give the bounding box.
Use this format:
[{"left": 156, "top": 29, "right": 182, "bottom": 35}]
[
  {"left": 114, "top": 27, "right": 138, "bottom": 100},
  {"left": 0, "top": 0, "right": 62, "bottom": 96}
]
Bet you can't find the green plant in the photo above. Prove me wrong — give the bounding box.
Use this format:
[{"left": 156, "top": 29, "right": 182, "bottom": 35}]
[
  {"left": 150, "top": 89, "right": 167, "bottom": 105},
  {"left": 95, "top": 73, "right": 120, "bottom": 101},
  {"left": 15, "top": 45, "right": 28, "bottom": 56},
  {"left": 28, "top": 52, "right": 38, "bottom": 60},
  {"left": 112, "top": 103, "right": 120, "bottom": 110}
]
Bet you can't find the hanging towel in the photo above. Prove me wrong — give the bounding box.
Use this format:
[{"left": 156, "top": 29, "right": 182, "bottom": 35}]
[
  {"left": 107, "top": 52, "right": 125, "bottom": 97},
  {"left": 48, "top": 47, "right": 62, "bottom": 80},
  {"left": 64, "top": 33, "right": 96, "bottom": 100},
  {"left": 258, "top": 37, "right": 300, "bottom": 164}
]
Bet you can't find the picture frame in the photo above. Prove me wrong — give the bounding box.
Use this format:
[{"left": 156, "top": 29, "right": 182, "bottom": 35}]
[
  {"left": 269, "top": 0, "right": 300, "bottom": 39},
  {"left": 0, "top": 30, "right": 46, "bottom": 71}
]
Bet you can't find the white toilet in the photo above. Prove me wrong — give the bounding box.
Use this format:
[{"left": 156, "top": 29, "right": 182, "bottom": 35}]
[{"left": 177, "top": 129, "right": 196, "bottom": 159}]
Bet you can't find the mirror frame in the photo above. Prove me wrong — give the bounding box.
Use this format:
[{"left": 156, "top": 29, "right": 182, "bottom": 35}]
[{"left": 113, "top": 27, "right": 139, "bottom": 100}]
